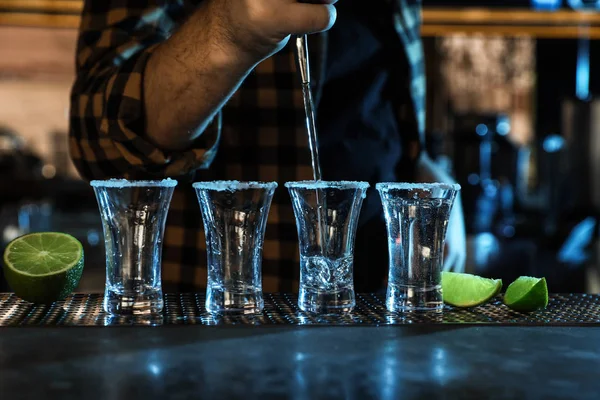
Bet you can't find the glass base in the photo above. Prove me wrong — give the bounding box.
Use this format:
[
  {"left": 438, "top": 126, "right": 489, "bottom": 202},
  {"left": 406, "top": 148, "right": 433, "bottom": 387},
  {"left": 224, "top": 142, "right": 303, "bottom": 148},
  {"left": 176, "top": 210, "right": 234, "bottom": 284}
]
[
  {"left": 206, "top": 286, "right": 264, "bottom": 315},
  {"left": 298, "top": 287, "right": 355, "bottom": 315},
  {"left": 386, "top": 282, "right": 443, "bottom": 313},
  {"left": 103, "top": 287, "right": 163, "bottom": 316}
]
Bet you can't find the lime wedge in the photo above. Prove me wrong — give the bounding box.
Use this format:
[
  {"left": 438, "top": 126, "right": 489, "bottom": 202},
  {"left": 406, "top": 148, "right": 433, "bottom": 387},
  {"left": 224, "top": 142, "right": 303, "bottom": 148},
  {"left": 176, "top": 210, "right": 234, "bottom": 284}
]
[
  {"left": 504, "top": 276, "right": 548, "bottom": 312},
  {"left": 3, "top": 232, "right": 84, "bottom": 304},
  {"left": 442, "top": 271, "right": 502, "bottom": 307}
]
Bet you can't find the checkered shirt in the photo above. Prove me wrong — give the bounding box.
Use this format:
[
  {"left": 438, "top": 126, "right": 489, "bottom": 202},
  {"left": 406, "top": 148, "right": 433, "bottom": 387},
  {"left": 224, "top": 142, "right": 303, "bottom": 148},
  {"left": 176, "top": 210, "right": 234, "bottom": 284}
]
[{"left": 69, "top": 0, "right": 425, "bottom": 292}]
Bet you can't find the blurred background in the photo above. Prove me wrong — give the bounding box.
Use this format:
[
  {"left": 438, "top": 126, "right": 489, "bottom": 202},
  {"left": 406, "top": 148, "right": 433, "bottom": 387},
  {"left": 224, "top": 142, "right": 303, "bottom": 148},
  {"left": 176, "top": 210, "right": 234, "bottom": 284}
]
[{"left": 1, "top": 0, "right": 600, "bottom": 293}]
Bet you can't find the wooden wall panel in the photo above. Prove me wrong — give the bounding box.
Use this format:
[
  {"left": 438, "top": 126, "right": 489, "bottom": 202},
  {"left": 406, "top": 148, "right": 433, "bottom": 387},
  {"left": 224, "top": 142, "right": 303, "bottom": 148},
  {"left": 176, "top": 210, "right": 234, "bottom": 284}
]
[{"left": 0, "top": 25, "right": 78, "bottom": 178}]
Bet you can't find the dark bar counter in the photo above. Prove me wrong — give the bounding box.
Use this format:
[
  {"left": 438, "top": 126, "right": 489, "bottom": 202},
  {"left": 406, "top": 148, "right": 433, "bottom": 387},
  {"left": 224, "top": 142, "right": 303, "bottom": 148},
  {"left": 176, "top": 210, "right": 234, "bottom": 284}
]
[{"left": 1, "top": 293, "right": 599, "bottom": 399}]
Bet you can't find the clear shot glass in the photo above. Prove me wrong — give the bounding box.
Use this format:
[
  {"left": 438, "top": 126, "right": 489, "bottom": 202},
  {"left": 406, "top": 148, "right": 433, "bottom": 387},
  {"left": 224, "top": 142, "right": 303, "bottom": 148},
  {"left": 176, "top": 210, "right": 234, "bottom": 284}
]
[
  {"left": 193, "top": 181, "right": 277, "bottom": 315},
  {"left": 376, "top": 182, "right": 460, "bottom": 313},
  {"left": 91, "top": 179, "right": 177, "bottom": 316},
  {"left": 286, "top": 181, "right": 369, "bottom": 315}
]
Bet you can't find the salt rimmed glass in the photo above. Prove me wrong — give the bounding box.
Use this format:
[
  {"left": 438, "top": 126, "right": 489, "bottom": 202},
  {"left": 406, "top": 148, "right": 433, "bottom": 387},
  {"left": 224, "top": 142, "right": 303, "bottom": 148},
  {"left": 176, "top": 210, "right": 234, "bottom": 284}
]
[
  {"left": 193, "top": 181, "right": 277, "bottom": 315},
  {"left": 286, "top": 181, "right": 369, "bottom": 314},
  {"left": 376, "top": 182, "right": 460, "bottom": 313},
  {"left": 91, "top": 179, "right": 177, "bottom": 316}
]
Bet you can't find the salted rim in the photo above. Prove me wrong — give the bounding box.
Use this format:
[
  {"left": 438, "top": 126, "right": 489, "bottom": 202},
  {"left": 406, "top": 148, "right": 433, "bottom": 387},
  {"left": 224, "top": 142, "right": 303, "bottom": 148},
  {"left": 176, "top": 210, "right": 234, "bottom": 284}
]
[
  {"left": 284, "top": 180, "right": 370, "bottom": 190},
  {"left": 192, "top": 181, "right": 278, "bottom": 191},
  {"left": 375, "top": 182, "right": 461, "bottom": 191},
  {"left": 90, "top": 178, "right": 178, "bottom": 188}
]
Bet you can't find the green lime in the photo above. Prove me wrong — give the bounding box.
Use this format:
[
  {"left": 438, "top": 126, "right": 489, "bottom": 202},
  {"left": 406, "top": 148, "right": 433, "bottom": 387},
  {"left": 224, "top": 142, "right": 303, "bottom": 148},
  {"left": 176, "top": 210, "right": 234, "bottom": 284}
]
[
  {"left": 3, "top": 232, "right": 84, "bottom": 304},
  {"left": 503, "top": 276, "right": 548, "bottom": 312},
  {"left": 442, "top": 271, "right": 502, "bottom": 308}
]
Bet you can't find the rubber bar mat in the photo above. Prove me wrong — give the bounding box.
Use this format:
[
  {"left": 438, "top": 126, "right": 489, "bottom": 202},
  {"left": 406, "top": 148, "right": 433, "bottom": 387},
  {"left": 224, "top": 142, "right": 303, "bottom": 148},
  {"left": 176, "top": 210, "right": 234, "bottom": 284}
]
[{"left": 0, "top": 293, "right": 599, "bottom": 326}]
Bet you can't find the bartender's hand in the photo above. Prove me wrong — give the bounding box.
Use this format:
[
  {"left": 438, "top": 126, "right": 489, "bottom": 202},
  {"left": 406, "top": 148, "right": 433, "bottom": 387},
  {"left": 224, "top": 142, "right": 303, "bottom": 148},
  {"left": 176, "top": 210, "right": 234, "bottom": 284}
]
[
  {"left": 415, "top": 153, "right": 467, "bottom": 273},
  {"left": 210, "top": 0, "right": 338, "bottom": 61},
  {"left": 145, "top": 0, "right": 338, "bottom": 151}
]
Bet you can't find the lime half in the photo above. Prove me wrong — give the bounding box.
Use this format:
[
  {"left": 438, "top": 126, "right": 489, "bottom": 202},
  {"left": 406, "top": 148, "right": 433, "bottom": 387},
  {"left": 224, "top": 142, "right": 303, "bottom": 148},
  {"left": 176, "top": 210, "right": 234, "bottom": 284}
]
[
  {"left": 504, "top": 276, "right": 548, "bottom": 312},
  {"left": 442, "top": 271, "right": 502, "bottom": 308},
  {"left": 3, "top": 232, "right": 84, "bottom": 304}
]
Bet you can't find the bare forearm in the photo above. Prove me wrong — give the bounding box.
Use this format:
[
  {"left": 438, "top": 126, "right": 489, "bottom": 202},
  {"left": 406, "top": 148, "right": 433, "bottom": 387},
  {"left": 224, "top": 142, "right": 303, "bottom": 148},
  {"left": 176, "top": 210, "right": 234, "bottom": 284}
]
[
  {"left": 144, "top": 0, "right": 337, "bottom": 151},
  {"left": 144, "top": 3, "right": 256, "bottom": 151}
]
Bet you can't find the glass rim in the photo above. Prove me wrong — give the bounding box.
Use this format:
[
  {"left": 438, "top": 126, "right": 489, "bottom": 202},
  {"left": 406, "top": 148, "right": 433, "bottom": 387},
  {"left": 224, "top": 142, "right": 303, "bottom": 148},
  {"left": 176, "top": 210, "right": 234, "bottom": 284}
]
[
  {"left": 284, "top": 180, "right": 370, "bottom": 190},
  {"left": 192, "top": 180, "right": 278, "bottom": 191},
  {"left": 375, "top": 182, "right": 461, "bottom": 192},
  {"left": 90, "top": 178, "right": 178, "bottom": 188}
]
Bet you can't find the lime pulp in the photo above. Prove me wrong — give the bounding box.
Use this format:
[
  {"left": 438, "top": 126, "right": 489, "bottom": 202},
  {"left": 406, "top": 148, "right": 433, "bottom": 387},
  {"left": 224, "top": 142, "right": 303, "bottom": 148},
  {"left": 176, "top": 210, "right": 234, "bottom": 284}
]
[
  {"left": 442, "top": 271, "right": 502, "bottom": 308},
  {"left": 504, "top": 276, "right": 548, "bottom": 312},
  {"left": 3, "top": 232, "right": 84, "bottom": 304}
]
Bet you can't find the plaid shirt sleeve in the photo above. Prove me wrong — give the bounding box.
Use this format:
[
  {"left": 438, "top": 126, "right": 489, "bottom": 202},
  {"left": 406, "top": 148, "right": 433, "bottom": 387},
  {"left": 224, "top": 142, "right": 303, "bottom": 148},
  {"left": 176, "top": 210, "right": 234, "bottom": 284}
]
[{"left": 69, "top": 0, "right": 220, "bottom": 181}]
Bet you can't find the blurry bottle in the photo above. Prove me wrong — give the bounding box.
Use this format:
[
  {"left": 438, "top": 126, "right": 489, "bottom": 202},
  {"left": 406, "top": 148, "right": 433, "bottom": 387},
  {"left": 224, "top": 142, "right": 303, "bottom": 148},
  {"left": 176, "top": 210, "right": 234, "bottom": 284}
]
[
  {"left": 567, "top": 0, "right": 600, "bottom": 10},
  {"left": 532, "top": 0, "right": 562, "bottom": 10},
  {"left": 51, "top": 130, "right": 69, "bottom": 178}
]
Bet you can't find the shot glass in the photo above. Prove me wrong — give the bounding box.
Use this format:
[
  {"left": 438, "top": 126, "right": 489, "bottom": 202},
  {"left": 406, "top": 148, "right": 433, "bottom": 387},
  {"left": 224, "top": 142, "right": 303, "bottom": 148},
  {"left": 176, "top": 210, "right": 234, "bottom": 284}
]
[
  {"left": 91, "top": 179, "right": 177, "bottom": 316},
  {"left": 193, "top": 181, "right": 277, "bottom": 315},
  {"left": 286, "top": 181, "right": 369, "bottom": 314},
  {"left": 376, "top": 182, "right": 460, "bottom": 313}
]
